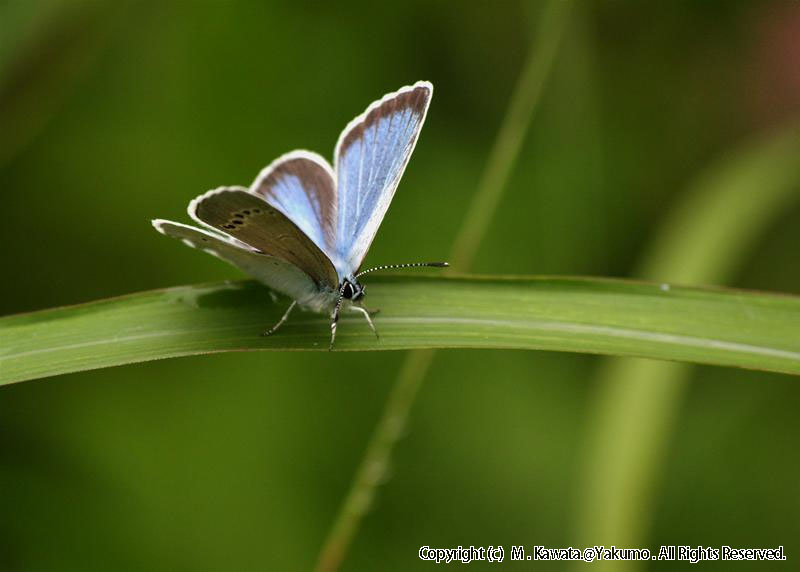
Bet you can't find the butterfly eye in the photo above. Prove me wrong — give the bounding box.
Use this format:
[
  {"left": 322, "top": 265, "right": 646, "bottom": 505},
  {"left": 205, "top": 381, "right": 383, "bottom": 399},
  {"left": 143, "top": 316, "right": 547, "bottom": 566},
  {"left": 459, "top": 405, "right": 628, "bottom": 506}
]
[{"left": 341, "top": 282, "right": 355, "bottom": 299}]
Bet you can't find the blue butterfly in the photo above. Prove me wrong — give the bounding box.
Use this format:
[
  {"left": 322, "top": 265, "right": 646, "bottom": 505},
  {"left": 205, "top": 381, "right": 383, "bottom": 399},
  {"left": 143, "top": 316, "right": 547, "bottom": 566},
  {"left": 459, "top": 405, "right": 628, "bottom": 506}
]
[{"left": 152, "top": 81, "right": 447, "bottom": 349}]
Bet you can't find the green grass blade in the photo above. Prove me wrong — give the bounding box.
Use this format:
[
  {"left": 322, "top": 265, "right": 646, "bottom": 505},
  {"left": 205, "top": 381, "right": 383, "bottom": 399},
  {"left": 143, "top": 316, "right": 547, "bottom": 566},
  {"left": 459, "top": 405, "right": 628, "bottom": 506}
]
[
  {"left": 573, "top": 122, "right": 800, "bottom": 567},
  {"left": 2, "top": 275, "right": 800, "bottom": 385}
]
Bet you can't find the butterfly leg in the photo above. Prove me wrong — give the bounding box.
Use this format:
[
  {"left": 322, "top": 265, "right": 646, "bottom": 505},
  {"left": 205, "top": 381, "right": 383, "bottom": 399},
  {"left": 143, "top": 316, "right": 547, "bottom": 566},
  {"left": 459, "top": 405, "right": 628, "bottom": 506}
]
[
  {"left": 329, "top": 295, "right": 346, "bottom": 350},
  {"left": 360, "top": 305, "right": 380, "bottom": 316},
  {"left": 329, "top": 316, "right": 337, "bottom": 350},
  {"left": 351, "top": 306, "right": 379, "bottom": 340},
  {"left": 262, "top": 300, "right": 297, "bottom": 337}
]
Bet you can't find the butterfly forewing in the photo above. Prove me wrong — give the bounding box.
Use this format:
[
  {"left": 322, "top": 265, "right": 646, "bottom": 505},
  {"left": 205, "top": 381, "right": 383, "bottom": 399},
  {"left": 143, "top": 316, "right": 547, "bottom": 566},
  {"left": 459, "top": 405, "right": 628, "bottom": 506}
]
[
  {"left": 250, "top": 150, "right": 337, "bottom": 256},
  {"left": 189, "top": 187, "right": 338, "bottom": 289},
  {"left": 333, "top": 81, "right": 432, "bottom": 277},
  {"left": 152, "top": 219, "right": 320, "bottom": 301}
]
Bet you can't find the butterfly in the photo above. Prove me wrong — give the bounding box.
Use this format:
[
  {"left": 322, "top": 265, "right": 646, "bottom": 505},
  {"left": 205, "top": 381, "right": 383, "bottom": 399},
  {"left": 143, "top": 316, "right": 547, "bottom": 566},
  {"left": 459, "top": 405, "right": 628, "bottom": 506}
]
[{"left": 152, "top": 81, "right": 447, "bottom": 349}]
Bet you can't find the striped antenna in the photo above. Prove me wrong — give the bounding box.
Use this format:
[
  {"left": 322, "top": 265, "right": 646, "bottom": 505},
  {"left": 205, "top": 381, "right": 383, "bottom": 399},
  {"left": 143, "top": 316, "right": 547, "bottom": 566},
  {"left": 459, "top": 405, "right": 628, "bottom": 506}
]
[{"left": 356, "top": 261, "right": 448, "bottom": 278}]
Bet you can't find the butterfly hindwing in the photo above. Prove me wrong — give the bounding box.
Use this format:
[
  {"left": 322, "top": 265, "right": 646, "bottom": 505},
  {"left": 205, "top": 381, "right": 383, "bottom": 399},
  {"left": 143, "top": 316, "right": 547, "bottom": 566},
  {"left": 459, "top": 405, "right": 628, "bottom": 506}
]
[
  {"left": 250, "top": 150, "right": 337, "bottom": 256},
  {"left": 188, "top": 187, "right": 338, "bottom": 289},
  {"left": 333, "top": 81, "right": 432, "bottom": 277},
  {"left": 151, "top": 219, "right": 320, "bottom": 302}
]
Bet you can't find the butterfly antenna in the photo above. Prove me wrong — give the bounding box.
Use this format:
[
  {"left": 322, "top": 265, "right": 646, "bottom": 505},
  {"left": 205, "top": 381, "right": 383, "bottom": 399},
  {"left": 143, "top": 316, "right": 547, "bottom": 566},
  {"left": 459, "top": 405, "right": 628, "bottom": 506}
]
[{"left": 356, "top": 261, "right": 448, "bottom": 278}]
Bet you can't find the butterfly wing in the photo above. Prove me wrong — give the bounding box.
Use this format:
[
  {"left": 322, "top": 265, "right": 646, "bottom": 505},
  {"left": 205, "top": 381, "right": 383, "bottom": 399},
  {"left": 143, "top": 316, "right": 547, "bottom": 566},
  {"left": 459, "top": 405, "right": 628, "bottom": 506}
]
[
  {"left": 188, "top": 187, "right": 339, "bottom": 290},
  {"left": 333, "top": 80, "right": 432, "bottom": 277},
  {"left": 250, "top": 150, "right": 337, "bottom": 257},
  {"left": 152, "top": 219, "right": 321, "bottom": 302}
]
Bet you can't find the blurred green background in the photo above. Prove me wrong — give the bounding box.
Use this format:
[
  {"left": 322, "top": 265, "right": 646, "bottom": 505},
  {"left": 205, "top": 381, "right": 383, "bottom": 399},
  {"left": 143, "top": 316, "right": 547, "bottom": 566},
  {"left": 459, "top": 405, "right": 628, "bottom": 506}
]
[{"left": 2, "top": 1, "right": 800, "bottom": 570}]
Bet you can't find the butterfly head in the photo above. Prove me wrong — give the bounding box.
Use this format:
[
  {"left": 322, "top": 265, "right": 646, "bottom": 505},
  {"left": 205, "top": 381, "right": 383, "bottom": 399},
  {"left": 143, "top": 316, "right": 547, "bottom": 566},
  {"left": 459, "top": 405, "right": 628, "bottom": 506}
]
[{"left": 340, "top": 278, "right": 365, "bottom": 302}]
